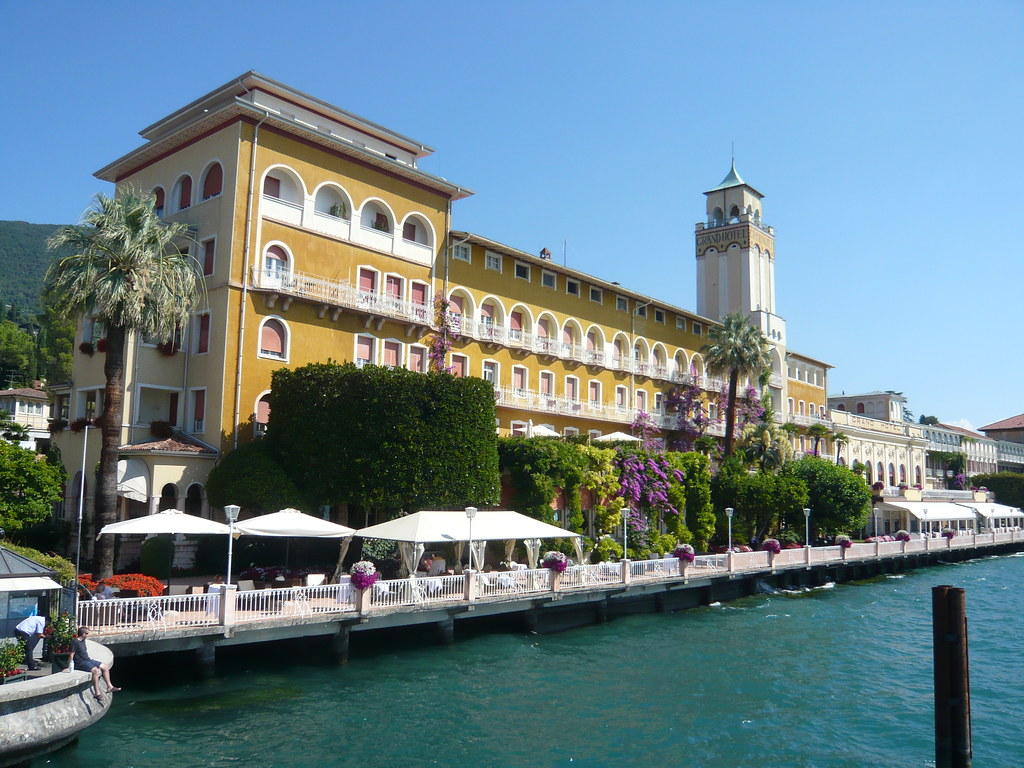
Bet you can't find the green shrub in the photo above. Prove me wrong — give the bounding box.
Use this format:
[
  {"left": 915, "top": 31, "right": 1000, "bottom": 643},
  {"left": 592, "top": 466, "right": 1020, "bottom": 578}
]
[{"left": 593, "top": 536, "right": 623, "bottom": 562}]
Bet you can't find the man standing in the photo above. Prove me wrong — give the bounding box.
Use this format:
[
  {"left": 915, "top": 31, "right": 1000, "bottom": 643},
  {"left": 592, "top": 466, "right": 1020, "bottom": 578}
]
[{"left": 14, "top": 614, "right": 46, "bottom": 671}]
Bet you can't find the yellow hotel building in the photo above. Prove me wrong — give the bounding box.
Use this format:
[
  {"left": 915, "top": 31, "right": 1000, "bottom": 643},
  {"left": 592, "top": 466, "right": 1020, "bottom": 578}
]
[{"left": 52, "top": 72, "right": 830, "bottom": 530}]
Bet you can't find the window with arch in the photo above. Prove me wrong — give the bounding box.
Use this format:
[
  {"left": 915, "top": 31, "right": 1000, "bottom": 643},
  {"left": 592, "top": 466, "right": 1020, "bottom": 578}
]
[
  {"left": 201, "top": 163, "right": 223, "bottom": 200},
  {"left": 255, "top": 394, "right": 271, "bottom": 436},
  {"left": 184, "top": 483, "right": 204, "bottom": 517},
  {"left": 153, "top": 187, "right": 165, "bottom": 217},
  {"left": 915, "top": 466, "right": 922, "bottom": 486},
  {"left": 888, "top": 464, "right": 896, "bottom": 486},
  {"left": 259, "top": 318, "right": 288, "bottom": 360},
  {"left": 263, "top": 245, "right": 290, "bottom": 285},
  {"left": 402, "top": 215, "right": 431, "bottom": 245},
  {"left": 314, "top": 185, "right": 350, "bottom": 219},
  {"left": 899, "top": 465, "right": 907, "bottom": 485},
  {"left": 159, "top": 483, "right": 178, "bottom": 511},
  {"left": 173, "top": 175, "right": 192, "bottom": 211},
  {"left": 712, "top": 207, "right": 724, "bottom": 226},
  {"left": 361, "top": 201, "right": 392, "bottom": 233},
  {"left": 856, "top": 402, "right": 865, "bottom": 414}
]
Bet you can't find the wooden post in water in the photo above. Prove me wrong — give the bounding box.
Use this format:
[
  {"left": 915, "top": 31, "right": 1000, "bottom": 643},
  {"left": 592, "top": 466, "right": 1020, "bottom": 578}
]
[{"left": 933, "top": 585, "right": 972, "bottom": 768}]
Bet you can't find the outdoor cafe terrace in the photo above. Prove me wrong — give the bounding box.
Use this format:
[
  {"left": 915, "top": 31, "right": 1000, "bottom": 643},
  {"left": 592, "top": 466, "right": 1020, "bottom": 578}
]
[{"left": 80, "top": 529, "right": 1024, "bottom": 638}]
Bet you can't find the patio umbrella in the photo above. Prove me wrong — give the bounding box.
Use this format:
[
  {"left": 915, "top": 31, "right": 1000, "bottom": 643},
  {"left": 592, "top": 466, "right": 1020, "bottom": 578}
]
[
  {"left": 593, "top": 431, "right": 640, "bottom": 443},
  {"left": 234, "top": 508, "right": 355, "bottom": 581},
  {"left": 530, "top": 424, "right": 561, "bottom": 438},
  {"left": 97, "top": 510, "right": 231, "bottom": 591}
]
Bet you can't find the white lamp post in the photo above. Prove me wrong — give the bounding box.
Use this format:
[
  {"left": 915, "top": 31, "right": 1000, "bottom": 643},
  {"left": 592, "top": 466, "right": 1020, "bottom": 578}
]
[
  {"left": 873, "top": 506, "right": 879, "bottom": 538},
  {"left": 465, "top": 506, "right": 478, "bottom": 571},
  {"left": 224, "top": 504, "right": 240, "bottom": 585},
  {"left": 725, "top": 507, "right": 734, "bottom": 551},
  {"left": 75, "top": 424, "right": 93, "bottom": 585},
  {"left": 623, "top": 509, "right": 630, "bottom": 559},
  {"left": 804, "top": 507, "right": 811, "bottom": 546}
]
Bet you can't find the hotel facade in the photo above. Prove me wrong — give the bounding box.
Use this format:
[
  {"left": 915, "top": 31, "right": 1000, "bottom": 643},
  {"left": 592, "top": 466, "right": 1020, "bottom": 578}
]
[{"left": 53, "top": 72, "right": 841, "bottom": 531}]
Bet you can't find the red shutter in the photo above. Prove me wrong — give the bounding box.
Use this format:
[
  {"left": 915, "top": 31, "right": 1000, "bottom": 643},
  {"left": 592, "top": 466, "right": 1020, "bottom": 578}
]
[
  {"left": 261, "top": 320, "right": 284, "bottom": 355},
  {"left": 402, "top": 221, "right": 416, "bottom": 241},
  {"left": 566, "top": 379, "right": 578, "bottom": 400},
  {"left": 409, "top": 347, "right": 425, "bottom": 372},
  {"left": 385, "top": 275, "right": 402, "bottom": 298},
  {"left": 168, "top": 392, "right": 179, "bottom": 426},
  {"left": 586, "top": 333, "right": 596, "bottom": 351},
  {"left": 374, "top": 212, "right": 389, "bottom": 232},
  {"left": 153, "top": 187, "right": 165, "bottom": 210},
  {"left": 263, "top": 176, "right": 281, "bottom": 197},
  {"left": 356, "top": 336, "right": 373, "bottom": 362},
  {"left": 452, "top": 356, "right": 466, "bottom": 377},
  {"left": 562, "top": 327, "right": 572, "bottom": 344},
  {"left": 256, "top": 396, "right": 271, "bottom": 424},
  {"left": 449, "top": 295, "right": 463, "bottom": 314},
  {"left": 359, "top": 269, "right": 376, "bottom": 292},
  {"left": 510, "top": 312, "right": 522, "bottom": 331},
  {"left": 178, "top": 177, "right": 192, "bottom": 210},
  {"left": 203, "top": 240, "right": 215, "bottom": 276},
  {"left": 536, "top": 320, "right": 547, "bottom": 338},
  {"left": 384, "top": 342, "right": 399, "bottom": 367},
  {"left": 411, "top": 283, "right": 427, "bottom": 308},
  {"left": 541, "top": 374, "right": 552, "bottom": 395},
  {"left": 194, "top": 390, "right": 206, "bottom": 421},
  {"left": 589, "top": 382, "right": 599, "bottom": 401},
  {"left": 480, "top": 303, "right": 493, "bottom": 319},
  {"left": 202, "top": 163, "right": 223, "bottom": 199},
  {"left": 198, "top": 314, "right": 210, "bottom": 353},
  {"left": 513, "top": 368, "right": 525, "bottom": 389},
  {"left": 617, "top": 388, "right": 626, "bottom": 406}
]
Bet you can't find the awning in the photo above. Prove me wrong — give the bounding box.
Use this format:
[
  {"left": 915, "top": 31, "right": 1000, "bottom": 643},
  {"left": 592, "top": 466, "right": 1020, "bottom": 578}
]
[
  {"left": 356, "top": 510, "right": 579, "bottom": 543},
  {"left": 117, "top": 458, "right": 149, "bottom": 502},
  {"left": 0, "top": 576, "right": 64, "bottom": 592},
  {"left": 879, "top": 501, "right": 978, "bottom": 522},
  {"left": 955, "top": 502, "right": 1024, "bottom": 521}
]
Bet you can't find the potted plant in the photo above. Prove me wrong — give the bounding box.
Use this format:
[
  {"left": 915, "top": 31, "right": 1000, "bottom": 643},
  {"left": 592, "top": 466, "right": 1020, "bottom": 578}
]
[
  {"left": 941, "top": 528, "right": 955, "bottom": 540},
  {"left": 156, "top": 341, "right": 178, "bottom": 356},
  {"left": 350, "top": 561, "right": 378, "bottom": 590},
  {"left": 48, "top": 418, "right": 68, "bottom": 433},
  {"left": 541, "top": 551, "right": 569, "bottom": 573},
  {"left": 761, "top": 538, "right": 782, "bottom": 555},
  {"left": 149, "top": 420, "right": 173, "bottom": 439},
  {"left": 328, "top": 202, "right": 348, "bottom": 219},
  {"left": 69, "top": 417, "right": 91, "bottom": 433},
  {"left": 96, "top": 337, "right": 108, "bottom": 353},
  {"left": 0, "top": 639, "right": 27, "bottom": 684},
  {"left": 78, "top": 341, "right": 94, "bottom": 356},
  {"left": 45, "top": 612, "right": 76, "bottom": 672},
  {"left": 835, "top": 534, "right": 853, "bottom": 550},
  {"left": 672, "top": 543, "right": 696, "bottom": 563},
  {"left": 895, "top": 530, "right": 911, "bottom": 543}
]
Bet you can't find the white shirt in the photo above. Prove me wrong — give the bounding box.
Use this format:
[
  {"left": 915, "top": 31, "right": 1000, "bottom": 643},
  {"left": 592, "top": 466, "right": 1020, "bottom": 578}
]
[{"left": 16, "top": 615, "right": 45, "bottom": 635}]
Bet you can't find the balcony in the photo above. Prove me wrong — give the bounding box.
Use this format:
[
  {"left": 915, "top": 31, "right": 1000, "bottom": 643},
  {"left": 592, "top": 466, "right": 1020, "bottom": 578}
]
[
  {"left": 251, "top": 268, "right": 430, "bottom": 328},
  {"left": 262, "top": 195, "right": 303, "bottom": 227}
]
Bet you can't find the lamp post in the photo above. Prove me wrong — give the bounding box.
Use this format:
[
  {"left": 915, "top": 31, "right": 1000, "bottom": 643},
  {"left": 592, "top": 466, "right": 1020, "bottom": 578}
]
[
  {"left": 725, "top": 507, "right": 734, "bottom": 552},
  {"left": 224, "top": 504, "right": 240, "bottom": 585},
  {"left": 75, "top": 424, "right": 92, "bottom": 585},
  {"left": 465, "top": 506, "right": 477, "bottom": 571},
  {"left": 623, "top": 509, "right": 630, "bottom": 559},
  {"left": 804, "top": 507, "right": 811, "bottom": 547},
  {"left": 873, "top": 506, "right": 880, "bottom": 538}
]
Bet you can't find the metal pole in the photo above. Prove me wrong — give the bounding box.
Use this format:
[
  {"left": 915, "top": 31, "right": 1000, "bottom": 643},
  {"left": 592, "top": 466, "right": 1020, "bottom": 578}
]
[{"left": 75, "top": 425, "right": 91, "bottom": 584}]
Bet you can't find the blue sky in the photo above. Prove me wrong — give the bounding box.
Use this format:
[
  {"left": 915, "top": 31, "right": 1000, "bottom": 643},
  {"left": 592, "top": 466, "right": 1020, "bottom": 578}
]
[{"left": 2, "top": 1, "right": 1021, "bottom": 430}]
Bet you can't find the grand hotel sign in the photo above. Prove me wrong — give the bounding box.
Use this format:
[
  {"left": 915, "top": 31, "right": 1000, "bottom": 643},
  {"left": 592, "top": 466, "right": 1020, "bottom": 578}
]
[{"left": 696, "top": 225, "right": 774, "bottom": 257}]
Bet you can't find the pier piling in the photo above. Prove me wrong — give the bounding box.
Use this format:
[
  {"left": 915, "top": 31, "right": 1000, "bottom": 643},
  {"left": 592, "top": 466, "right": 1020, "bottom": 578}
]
[{"left": 933, "top": 585, "right": 972, "bottom": 768}]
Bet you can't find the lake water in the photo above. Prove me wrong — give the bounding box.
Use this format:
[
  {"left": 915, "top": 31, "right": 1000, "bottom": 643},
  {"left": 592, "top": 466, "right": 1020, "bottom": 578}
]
[{"left": 45, "top": 553, "right": 1024, "bottom": 767}]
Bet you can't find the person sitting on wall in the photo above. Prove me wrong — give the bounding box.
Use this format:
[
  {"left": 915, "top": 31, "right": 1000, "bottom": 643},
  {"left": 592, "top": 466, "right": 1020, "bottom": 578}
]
[
  {"left": 72, "top": 627, "right": 121, "bottom": 702},
  {"left": 14, "top": 614, "right": 47, "bottom": 671}
]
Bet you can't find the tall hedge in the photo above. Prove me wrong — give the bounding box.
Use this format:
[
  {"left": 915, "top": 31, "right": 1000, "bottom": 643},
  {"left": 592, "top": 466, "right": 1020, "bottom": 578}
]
[
  {"left": 970, "top": 472, "right": 1024, "bottom": 508},
  {"left": 268, "top": 362, "right": 499, "bottom": 513}
]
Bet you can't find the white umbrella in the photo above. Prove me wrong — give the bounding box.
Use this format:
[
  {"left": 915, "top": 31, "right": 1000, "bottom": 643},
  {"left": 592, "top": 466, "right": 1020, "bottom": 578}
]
[
  {"left": 593, "top": 431, "right": 640, "bottom": 443},
  {"left": 234, "top": 508, "right": 355, "bottom": 538},
  {"left": 530, "top": 424, "right": 561, "bottom": 438},
  {"left": 98, "top": 509, "right": 230, "bottom": 536}
]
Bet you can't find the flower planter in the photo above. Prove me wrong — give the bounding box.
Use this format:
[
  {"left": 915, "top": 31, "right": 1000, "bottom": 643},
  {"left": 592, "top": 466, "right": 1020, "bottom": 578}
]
[{"left": 1, "top": 672, "right": 27, "bottom": 685}]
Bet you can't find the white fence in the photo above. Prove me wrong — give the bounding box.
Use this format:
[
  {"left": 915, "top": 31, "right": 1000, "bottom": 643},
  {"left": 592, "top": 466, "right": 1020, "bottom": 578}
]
[{"left": 83, "top": 531, "right": 1023, "bottom": 637}]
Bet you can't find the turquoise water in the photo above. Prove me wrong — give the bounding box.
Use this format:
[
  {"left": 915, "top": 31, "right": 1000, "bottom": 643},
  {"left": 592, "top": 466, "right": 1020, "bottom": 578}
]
[{"left": 47, "top": 554, "right": 1024, "bottom": 767}]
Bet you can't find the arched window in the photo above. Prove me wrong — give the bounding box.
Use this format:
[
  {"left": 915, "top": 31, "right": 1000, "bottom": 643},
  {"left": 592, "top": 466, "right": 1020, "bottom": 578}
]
[
  {"left": 877, "top": 462, "right": 884, "bottom": 482},
  {"left": 159, "top": 483, "right": 178, "bottom": 511},
  {"left": 856, "top": 402, "right": 865, "bottom": 414},
  {"left": 264, "top": 245, "right": 289, "bottom": 286},
  {"left": 256, "top": 394, "right": 271, "bottom": 436},
  {"left": 402, "top": 215, "right": 431, "bottom": 245},
  {"left": 201, "top": 163, "right": 223, "bottom": 200},
  {"left": 153, "top": 187, "right": 165, "bottom": 217},
  {"left": 174, "top": 175, "right": 192, "bottom": 211},
  {"left": 915, "top": 466, "right": 922, "bottom": 486},
  {"left": 888, "top": 463, "right": 896, "bottom": 486},
  {"left": 185, "top": 484, "right": 204, "bottom": 517},
  {"left": 712, "top": 207, "right": 724, "bottom": 226},
  {"left": 729, "top": 205, "right": 740, "bottom": 221},
  {"left": 259, "top": 318, "right": 287, "bottom": 360},
  {"left": 361, "top": 201, "right": 392, "bottom": 233}
]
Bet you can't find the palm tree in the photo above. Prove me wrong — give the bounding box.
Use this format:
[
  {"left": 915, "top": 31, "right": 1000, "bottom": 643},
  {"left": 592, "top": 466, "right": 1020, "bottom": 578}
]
[
  {"left": 701, "top": 313, "right": 770, "bottom": 457},
  {"left": 46, "top": 189, "right": 202, "bottom": 578},
  {"left": 806, "top": 423, "right": 831, "bottom": 456},
  {"left": 833, "top": 431, "right": 849, "bottom": 464}
]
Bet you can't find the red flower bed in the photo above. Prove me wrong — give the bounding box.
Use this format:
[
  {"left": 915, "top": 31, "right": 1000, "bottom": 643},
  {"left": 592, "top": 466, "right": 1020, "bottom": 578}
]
[{"left": 78, "top": 572, "right": 165, "bottom": 597}]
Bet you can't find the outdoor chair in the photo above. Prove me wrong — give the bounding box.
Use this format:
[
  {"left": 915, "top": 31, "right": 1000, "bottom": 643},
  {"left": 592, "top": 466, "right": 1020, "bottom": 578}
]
[{"left": 236, "top": 579, "right": 256, "bottom": 592}]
